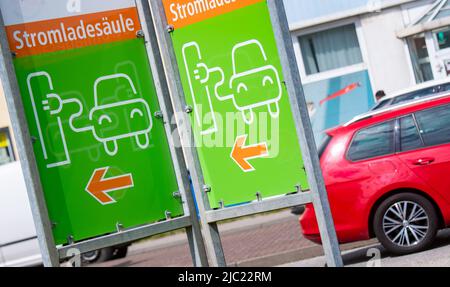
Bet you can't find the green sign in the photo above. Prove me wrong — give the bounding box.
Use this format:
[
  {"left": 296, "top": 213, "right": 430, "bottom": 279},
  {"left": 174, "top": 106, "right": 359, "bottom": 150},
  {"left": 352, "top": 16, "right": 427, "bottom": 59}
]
[
  {"left": 4, "top": 4, "right": 183, "bottom": 245},
  {"left": 165, "top": 0, "right": 309, "bottom": 208}
]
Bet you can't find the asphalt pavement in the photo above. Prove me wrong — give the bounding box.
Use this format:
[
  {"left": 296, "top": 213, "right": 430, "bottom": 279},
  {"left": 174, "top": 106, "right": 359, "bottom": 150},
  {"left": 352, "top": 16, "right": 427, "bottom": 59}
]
[
  {"left": 93, "top": 210, "right": 312, "bottom": 267},
  {"left": 282, "top": 229, "right": 450, "bottom": 267},
  {"left": 92, "top": 210, "right": 373, "bottom": 267},
  {"left": 92, "top": 208, "right": 450, "bottom": 267}
]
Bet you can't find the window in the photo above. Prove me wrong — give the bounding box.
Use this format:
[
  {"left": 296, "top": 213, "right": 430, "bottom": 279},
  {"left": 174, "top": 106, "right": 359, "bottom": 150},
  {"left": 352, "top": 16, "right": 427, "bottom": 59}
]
[
  {"left": 0, "top": 130, "right": 14, "bottom": 166},
  {"left": 407, "top": 35, "right": 433, "bottom": 83},
  {"left": 415, "top": 104, "right": 450, "bottom": 147},
  {"left": 348, "top": 121, "right": 395, "bottom": 161},
  {"left": 400, "top": 116, "right": 424, "bottom": 152},
  {"left": 434, "top": 0, "right": 450, "bottom": 21},
  {"left": 299, "top": 24, "right": 363, "bottom": 75},
  {"left": 435, "top": 28, "right": 450, "bottom": 50}
]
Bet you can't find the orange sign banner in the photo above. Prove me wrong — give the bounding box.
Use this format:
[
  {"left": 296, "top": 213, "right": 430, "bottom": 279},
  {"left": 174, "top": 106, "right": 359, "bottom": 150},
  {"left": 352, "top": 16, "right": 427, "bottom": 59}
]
[
  {"left": 6, "top": 7, "right": 141, "bottom": 58},
  {"left": 163, "top": 0, "right": 263, "bottom": 29}
]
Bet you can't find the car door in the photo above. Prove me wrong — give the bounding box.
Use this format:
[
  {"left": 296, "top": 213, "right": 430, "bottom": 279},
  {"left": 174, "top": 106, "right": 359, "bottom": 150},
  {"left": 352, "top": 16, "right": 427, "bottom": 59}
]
[
  {"left": 396, "top": 105, "right": 450, "bottom": 204},
  {"left": 331, "top": 120, "right": 404, "bottom": 224},
  {"left": 0, "top": 162, "right": 41, "bottom": 267}
]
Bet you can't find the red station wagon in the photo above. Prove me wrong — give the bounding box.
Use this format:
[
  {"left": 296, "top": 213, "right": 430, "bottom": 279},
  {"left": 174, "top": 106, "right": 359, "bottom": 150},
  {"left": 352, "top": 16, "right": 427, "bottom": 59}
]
[{"left": 300, "top": 94, "right": 450, "bottom": 254}]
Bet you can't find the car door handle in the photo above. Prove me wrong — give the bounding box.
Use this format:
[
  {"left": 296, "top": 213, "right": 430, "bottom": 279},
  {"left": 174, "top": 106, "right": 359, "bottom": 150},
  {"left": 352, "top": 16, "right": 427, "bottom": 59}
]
[{"left": 413, "top": 158, "right": 435, "bottom": 166}]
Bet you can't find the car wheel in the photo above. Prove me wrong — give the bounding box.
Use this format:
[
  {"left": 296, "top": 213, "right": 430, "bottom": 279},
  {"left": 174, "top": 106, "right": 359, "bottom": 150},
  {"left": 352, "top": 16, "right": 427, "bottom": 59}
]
[
  {"left": 81, "top": 247, "right": 115, "bottom": 264},
  {"left": 291, "top": 205, "right": 305, "bottom": 215},
  {"left": 373, "top": 193, "right": 438, "bottom": 255},
  {"left": 112, "top": 246, "right": 128, "bottom": 259}
]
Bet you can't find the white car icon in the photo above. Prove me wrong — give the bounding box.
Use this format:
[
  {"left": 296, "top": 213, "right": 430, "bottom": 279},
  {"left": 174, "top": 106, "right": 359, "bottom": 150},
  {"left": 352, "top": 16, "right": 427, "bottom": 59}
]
[
  {"left": 89, "top": 74, "right": 153, "bottom": 156},
  {"left": 228, "top": 40, "right": 282, "bottom": 124}
]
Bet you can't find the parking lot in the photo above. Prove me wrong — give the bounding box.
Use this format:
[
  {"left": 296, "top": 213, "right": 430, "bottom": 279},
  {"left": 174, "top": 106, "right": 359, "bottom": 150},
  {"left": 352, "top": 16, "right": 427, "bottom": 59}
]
[
  {"left": 90, "top": 209, "right": 450, "bottom": 267},
  {"left": 284, "top": 229, "right": 450, "bottom": 267},
  {"left": 91, "top": 210, "right": 374, "bottom": 267}
]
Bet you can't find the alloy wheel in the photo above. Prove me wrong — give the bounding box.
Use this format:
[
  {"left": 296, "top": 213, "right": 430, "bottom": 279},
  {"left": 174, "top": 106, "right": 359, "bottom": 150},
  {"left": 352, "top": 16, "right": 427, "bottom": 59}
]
[{"left": 382, "top": 201, "right": 430, "bottom": 247}]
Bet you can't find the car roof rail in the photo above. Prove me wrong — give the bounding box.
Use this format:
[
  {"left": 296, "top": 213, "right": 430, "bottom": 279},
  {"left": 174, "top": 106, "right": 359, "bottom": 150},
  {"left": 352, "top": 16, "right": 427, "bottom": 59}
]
[{"left": 381, "top": 78, "right": 450, "bottom": 101}]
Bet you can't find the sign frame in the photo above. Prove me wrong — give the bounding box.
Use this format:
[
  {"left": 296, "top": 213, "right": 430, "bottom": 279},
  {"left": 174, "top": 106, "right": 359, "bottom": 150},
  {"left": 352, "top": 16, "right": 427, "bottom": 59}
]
[
  {"left": 150, "top": 0, "right": 344, "bottom": 267},
  {"left": 0, "top": 0, "right": 209, "bottom": 267}
]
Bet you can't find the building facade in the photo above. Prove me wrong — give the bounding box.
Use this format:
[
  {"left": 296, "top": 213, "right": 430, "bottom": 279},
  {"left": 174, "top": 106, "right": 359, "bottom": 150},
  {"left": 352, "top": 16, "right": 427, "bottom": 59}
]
[
  {"left": 0, "top": 85, "right": 15, "bottom": 166},
  {"left": 285, "top": 0, "right": 450, "bottom": 143}
]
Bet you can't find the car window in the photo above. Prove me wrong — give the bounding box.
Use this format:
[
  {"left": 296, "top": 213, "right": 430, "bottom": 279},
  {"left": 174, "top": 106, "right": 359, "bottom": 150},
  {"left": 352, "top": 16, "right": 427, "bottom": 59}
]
[
  {"left": 372, "top": 99, "right": 391, "bottom": 111},
  {"left": 372, "top": 83, "right": 450, "bottom": 111},
  {"left": 348, "top": 120, "right": 395, "bottom": 161},
  {"left": 391, "top": 84, "right": 450, "bottom": 106},
  {"left": 399, "top": 116, "right": 424, "bottom": 152},
  {"left": 391, "top": 89, "right": 432, "bottom": 105},
  {"left": 415, "top": 104, "right": 450, "bottom": 147}
]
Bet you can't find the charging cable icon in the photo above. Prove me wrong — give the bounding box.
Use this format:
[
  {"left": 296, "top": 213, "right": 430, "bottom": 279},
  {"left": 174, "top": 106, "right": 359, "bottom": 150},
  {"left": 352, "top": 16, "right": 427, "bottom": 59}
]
[{"left": 28, "top": 72, "right": 70, "bottom": 168}]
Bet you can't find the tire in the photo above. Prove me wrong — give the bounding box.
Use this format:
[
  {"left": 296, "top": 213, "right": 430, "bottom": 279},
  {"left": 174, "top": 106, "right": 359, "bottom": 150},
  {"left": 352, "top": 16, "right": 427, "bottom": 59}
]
[
  {"left": 291, "top": 205, "right": 305, "bottom": 215},
  {"left": 112, "top": 246, "right": 128, "bottom": 260},
  {"left": 373, "top": 193, "right": 438, "bottom": 255},
  {"left": 81, "top": 247, "right": 115, "bottom": 264}
]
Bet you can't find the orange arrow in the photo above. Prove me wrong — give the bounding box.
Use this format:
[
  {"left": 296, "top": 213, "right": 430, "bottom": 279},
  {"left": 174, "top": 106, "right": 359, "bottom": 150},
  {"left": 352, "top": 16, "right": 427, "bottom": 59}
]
[
  {"left": 86, "top": 167, "right": 134, "bottom": 205},
  {"left": 231, "top": 135, "right": 269, "bottom": 172}
]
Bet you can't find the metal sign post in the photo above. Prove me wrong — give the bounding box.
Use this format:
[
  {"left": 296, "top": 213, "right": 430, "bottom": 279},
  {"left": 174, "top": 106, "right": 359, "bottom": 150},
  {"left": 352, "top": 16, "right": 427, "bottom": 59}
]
[
  {"left": 134, "top": 0, "right": 209, "bottom": 267},
  {"left": 151, "top": 0, "right": 343, "bottom": 267},
  {"left": 0, "top": 0, "right": 209, "bottom": 267},
  {"left": 267, "top": 0, "right": 343, "bottom": 267},
  {"left": 150, "top": 0, "right": 227, "bottom": 267}
]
